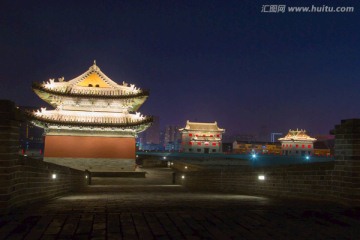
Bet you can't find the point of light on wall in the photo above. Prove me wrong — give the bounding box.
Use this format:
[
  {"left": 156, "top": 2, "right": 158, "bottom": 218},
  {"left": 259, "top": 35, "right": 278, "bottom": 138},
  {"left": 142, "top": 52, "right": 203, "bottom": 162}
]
[
  {"left": 252, "top": 154, "right": 257, "bottom": 158},
  {"left": 184, "top": 166, "right": 188, "bottom": 169},
  {"left": 85, "top": 175, "right": 88, "bottom": 179},
  {"left": 163, "top": 156, "right": 167, "bottom": 160},
  {"left": 181, "top": 175, "right": 185, "bottom": 179},
  {"left": 52, "top": 173, "right": 57, "bottom": 179},
  {"left": 258, "top": 175, "right": 265, "bottom": 180},
  {"left": 306, "top": 156, "right": 310, "bottom": 160}
]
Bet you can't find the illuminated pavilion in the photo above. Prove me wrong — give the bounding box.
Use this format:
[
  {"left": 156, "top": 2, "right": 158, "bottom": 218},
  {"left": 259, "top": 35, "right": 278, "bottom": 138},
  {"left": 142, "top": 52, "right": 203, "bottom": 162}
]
[
  {"left": 180, "top": 121, "right": 225, "bottom": 154},
  {"left": 28, "top": 62, "right": 152, "bottom": 171},
  {"left": 278, "top": 129, "right": 317, "bottom": 156}
]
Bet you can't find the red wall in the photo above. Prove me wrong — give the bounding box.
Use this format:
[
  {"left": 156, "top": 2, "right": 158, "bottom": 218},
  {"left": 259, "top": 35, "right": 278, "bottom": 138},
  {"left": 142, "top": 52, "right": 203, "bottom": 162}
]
[{"left": 44, "top": 136, "right": 135, "bottom": 159}]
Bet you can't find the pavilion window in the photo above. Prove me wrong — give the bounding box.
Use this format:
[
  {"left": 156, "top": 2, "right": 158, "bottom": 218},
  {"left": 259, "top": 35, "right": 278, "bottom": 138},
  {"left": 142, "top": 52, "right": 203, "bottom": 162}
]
[{"left": 88, "top": 84, "right": 93, "bottom": 87}]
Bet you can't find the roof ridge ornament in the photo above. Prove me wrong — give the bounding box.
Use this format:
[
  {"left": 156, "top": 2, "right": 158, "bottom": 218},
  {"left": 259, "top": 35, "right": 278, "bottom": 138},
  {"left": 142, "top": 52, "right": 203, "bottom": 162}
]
[{"left": 90, "top": 60, "right": 99, "bottom": 71}]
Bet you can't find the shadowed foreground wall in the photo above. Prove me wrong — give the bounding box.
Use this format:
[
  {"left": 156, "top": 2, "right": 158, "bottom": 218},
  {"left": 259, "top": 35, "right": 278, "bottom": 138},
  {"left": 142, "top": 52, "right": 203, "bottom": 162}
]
[
  {"left": 0, "top": 157, "right": 87, "bottom": 213},
  {"left": 0, "top": 100, "right": 87, "bottom": 213}
]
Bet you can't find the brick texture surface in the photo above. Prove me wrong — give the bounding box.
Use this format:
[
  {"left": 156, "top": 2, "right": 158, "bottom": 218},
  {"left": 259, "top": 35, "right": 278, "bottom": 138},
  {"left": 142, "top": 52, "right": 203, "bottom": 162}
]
[
  {"left": 0, "top": 100, "right": 87, "bottom": 214},
  {"left": 174, "top": 162, "right": 335, "bottom": 201}
]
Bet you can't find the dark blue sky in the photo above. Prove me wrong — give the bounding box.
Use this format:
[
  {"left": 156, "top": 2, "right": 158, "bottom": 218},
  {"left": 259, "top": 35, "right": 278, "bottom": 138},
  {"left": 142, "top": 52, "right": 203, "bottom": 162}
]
[{"left": 1, "top": 0, "right": 359, "bottom": 136}]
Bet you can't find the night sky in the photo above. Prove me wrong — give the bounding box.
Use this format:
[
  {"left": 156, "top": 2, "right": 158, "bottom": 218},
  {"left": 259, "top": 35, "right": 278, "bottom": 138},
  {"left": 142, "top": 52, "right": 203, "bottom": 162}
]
[{"left": 1, "top": 0, "right": 360, "bottom": 136}]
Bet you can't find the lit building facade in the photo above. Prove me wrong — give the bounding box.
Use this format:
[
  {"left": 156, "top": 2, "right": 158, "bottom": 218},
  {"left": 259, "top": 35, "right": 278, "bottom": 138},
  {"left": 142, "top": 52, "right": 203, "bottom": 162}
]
[
  {"left": 180, "top": 121, "right": 225, "bottom": 154},
  {"left": 27, "top": 62, "right": 152, "bottom": 171},
  {"left": 313, "top": 142, "right": 331, "bottom": 156},
  {"left": 232, "top": 141, "right": 282, "bottom": 154},
  {"left": 278, "top": 129, "right": 316, "bottom": 156}
]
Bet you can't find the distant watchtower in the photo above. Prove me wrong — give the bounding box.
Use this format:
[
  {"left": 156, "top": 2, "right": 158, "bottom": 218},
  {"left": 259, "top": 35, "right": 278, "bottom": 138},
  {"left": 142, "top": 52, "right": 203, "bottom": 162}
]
[
  {"left": 278, "top": 129, "right": 316, "bottom": 156},
  {"left": 27, "top": 62, "right": 152, "bottom": 171},
  {"left": 179, "top": 121, "right": 225, "bottom": 154}
]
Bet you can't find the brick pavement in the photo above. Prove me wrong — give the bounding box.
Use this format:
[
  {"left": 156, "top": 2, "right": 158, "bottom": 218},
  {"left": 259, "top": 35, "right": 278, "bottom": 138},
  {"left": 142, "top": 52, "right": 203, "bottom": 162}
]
[{"left": 1, "top": 168, "right": 359, "bottom": 239}]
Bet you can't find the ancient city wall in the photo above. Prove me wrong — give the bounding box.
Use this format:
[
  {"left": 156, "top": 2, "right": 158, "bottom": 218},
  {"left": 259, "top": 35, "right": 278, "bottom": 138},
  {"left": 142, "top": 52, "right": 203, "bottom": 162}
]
[
  {"left": 0, "top": 100, "right": 87, "bottom": 213},
  {"left": 174, "top": 162, "right": 335, "bottom": 201},
  {"left": 174, "top": 120, "right": 360, "bottom": 206}
]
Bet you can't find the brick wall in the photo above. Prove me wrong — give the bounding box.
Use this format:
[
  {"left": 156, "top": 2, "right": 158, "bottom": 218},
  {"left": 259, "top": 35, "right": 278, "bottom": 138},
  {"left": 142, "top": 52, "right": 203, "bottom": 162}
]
[
  {"left": 332, "top": 119, "right": 360, "bottom": 205},
  {"left": 0, "top": 100, "right": 87, "bottom": 213},
  {"left": 174, "top": 162, "right": 335, "bottom": 201},
  {"left": 0, "top": 157, "right": 87, "bottom": 212}
]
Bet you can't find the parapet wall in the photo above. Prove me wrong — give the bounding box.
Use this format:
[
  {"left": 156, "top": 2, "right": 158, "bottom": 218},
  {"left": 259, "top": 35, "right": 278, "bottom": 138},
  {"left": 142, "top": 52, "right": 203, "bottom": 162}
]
[
  {"left": 173, "top": 161, "right": 335, "bottom": 202},
  {"left": 0, "top": 100, "right": 87, "bottom": 213},
  {"left": 0, "top": 157, "right": 87, "bottom": 213},
  {"left": 332, "top": 119, "right": 360, "bottom": 205}
]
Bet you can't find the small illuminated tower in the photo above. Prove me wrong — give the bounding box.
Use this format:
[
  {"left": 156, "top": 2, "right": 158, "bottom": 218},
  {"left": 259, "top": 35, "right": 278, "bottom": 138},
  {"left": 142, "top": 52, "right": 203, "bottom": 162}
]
[
  {"left": 28, "top": 62, "right": 152, "bottom": 171},
  {"left": 278, "top": 129, "right": 316, "bottom": 156},
  {"left": 180, "top": 121, "right": 225, "bottom": 154}
]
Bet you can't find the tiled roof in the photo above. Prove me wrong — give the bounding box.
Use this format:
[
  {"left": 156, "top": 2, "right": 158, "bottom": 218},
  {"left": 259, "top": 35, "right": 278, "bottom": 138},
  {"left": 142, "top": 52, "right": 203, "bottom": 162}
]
[
  {"left": 278, "top": 129, "right": 316, "bottom": 142},
  {"left": 33, "top": 62, "right": 145, "bottom": 98},
  {"left": 180, "top": 121, "right": 225, "bottom": 132},
  {"left": 27, "top": 110, "right": 152, "bottom": 130}
]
